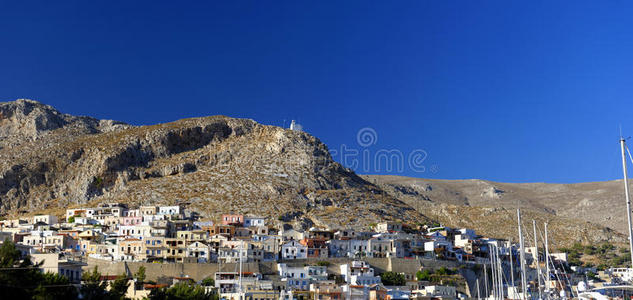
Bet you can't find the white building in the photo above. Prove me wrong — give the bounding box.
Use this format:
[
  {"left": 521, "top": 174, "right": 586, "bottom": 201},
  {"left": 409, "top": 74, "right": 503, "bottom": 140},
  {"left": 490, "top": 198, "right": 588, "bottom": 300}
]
[
  {"left": 278, "top": 263, "right": 310, "bottom": 290},
  {"left": 281, "top": 240, "right": 307, "bottom": 260},
  {"left": 218, "top": 247, "right": 248, "bottom": 263},
  {"left": 280, "top": 229, "right": 305, "bottom": 241},
  {"left": 277, "top": 263, "right": 328, "bottom": 290},
  {"left": 244, "top": 216, "right": 266, "bottom": 227},
  {"left": 340, "top": 261, "right": 381, "bottom": 286},
  {"left": 186, "top": 241, "right": 211, "bottom": 263},
  {"left": 33, "top": 215, "right": 58, "bottom": 225},
  {"left": 425, "top": 240, "right": 453, "bottom": 252},
  {"left": 214, "top": 271, "right": 262, "bottom": 294},
  {"left": 376, "top": 222, "right": 402, "bottom": 233},
  {"left": 118, "top": 225, "right": 152, "bottom": 238},
  {"left": 328, "top": 239, "right": 351, "bottom": 257},
  {"left": 350, "top": 240, "right": 370, "bottom": 257},
  {"left": 413, "top": 285, "right": 456, "bottom": 298},
  {"left": 158, "top": 206, "right": 180, "bottom": 216}
]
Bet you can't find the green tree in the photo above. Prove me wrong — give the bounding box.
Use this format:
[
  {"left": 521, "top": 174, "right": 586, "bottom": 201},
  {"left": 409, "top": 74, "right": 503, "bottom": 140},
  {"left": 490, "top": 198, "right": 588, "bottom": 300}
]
[
  {"left": 0, "top": 238, "right": 46, "bottom": 298},
  {"left": 67, "top": 216, "right": 75, "bottom": 223},
  {"left": 109, "top": 274, "right": 130, "bottom": 300},
  {"left": 0, "top": 238, "right": 22, "bottom": 267},
  {"left": 583, "top": 245, "right": 597, "bottom": 255},
  {"left": 572, "top": 242, "right": 584, "bottom": 252},
  {"left": 149, "top": 282, "right": 212, "bottom": 300},
  {"left": 0, "top": 239, "right": 83, "bottom": 299},
  {"left": 201, "top": 277, "right": 215, "bottom": 286},
  {"left": 134, "top": 266, "right": 147, "bottom": 289},
  {"left": 34, "top": 272, "right": 78, "bottom": 300},
  {"left": 416, "top": 269, "right": 432, "bottom": 281},
  {"left": 599, "top": 243, "right": 615, "bottom": 254},
  {"left": 587, "top": 271, "right": 597, "bottom": 280},
  {"left": 568, "top": 257, "right": 582, "bottom": 266},
  {"left": 80, "top": 266, "right": 109, "bottom": 300},
  {"left": 435, "top": 267, "right": 453, "bottom": 276},
  {"left": 380, "top": 272, "right": 406, "bottom": 286}
]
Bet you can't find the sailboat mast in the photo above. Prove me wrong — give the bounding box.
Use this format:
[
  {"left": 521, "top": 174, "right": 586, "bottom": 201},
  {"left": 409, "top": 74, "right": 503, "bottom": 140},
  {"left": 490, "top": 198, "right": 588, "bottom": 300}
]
[
  {"left": 533, "top": 220, "right": 543, "bottom": 300},
  {"left": 239, "top": 240, "right": 243, "bottom": 296},
  {"left": 492, "top": 246, "right": 499, "bottom": 300},
  {"left": 620, "top": 138, "right": 633, "bottom": 269},
  {"left": 484, "top": 257, "right": 489, "bottom": 298},
  {"left": 517, "top": 209, "right": 528, "bottom": 299},
  {"left": 544, "top": 222, "right": 550, "bottom": 293},
  {"left": 497, "top": 247, "right": 504, "bottom": 300},
  {"left": 510, "top": 246, "right": 521, "bottom": 299},
  {"left": 509, "top": 245, "right": 515, "bottom": 287},
  {"left": 477, "top": 279, "right": 481, "bottom": 300},
  {"left": 490, "top": 247, "right": 497, "bottom": 300}
]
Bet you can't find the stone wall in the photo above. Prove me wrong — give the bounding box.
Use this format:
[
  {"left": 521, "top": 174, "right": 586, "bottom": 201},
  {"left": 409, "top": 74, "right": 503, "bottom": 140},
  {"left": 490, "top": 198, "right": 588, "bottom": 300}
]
[
  {"left": 85, "top": 257, "right": 474, "bottom": 283},
  {"left": 85, "top": 258, "right": 261, "bottom": 281}
]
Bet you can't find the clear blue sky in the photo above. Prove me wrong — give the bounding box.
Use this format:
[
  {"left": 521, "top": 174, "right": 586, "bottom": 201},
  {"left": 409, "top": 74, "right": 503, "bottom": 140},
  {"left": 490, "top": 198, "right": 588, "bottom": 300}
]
[{"left": 2, "top": 1, "right": 633, "bottom": 183}]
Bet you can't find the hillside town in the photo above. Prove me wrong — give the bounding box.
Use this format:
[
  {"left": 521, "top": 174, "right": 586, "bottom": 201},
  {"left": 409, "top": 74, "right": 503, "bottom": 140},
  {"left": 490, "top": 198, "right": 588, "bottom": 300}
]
[{"left": 1, "top": 202, "right": 622, "bottom": 300}]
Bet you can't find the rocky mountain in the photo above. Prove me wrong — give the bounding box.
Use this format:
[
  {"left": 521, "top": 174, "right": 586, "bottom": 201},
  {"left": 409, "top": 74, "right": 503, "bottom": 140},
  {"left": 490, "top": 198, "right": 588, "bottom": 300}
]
[
  {"left": 0, "top": 99, "right": 422, "bottom": 230},
  {"left": 364, "top": 175, "right": 628, "bottom": 246},
  {"left": 0, "top": 99, "right": 129, "bottom": 150},
  {"left": 0, "top": 99, "right": 626, "bottom": 247}
]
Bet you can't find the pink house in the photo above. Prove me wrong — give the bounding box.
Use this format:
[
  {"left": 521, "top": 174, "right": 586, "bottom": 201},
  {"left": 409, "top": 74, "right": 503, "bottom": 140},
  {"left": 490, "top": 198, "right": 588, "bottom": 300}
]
[{"left": 221, "top": 214, "right": 244, "bottom": 226}]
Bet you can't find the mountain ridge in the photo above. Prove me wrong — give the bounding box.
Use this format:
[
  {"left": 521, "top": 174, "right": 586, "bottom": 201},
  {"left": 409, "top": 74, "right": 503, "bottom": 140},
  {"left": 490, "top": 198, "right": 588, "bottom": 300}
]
[
  {"left": 0, "top": 99, "right": 625, "bottom": 247},
  {"left": 364, "top": 174, "right": 629, "bottom": 243},
  {"left": 0, "top": 99, "right": 423, "bottom": 231}
]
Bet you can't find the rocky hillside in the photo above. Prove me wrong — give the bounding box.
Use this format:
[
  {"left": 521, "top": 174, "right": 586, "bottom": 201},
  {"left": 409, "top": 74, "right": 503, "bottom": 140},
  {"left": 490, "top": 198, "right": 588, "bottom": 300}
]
[
  {"left": 0, "top": 99, "right": 423, "bottom": 230},
  {"left": 364, "top": 175, "right": 628, "bottom": 246},
  {"left": 0, "top": 99, "right": 129, "bottom": 150},
  {"left": 0, "top": 99, "right": 626, "bottom": 247}
]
